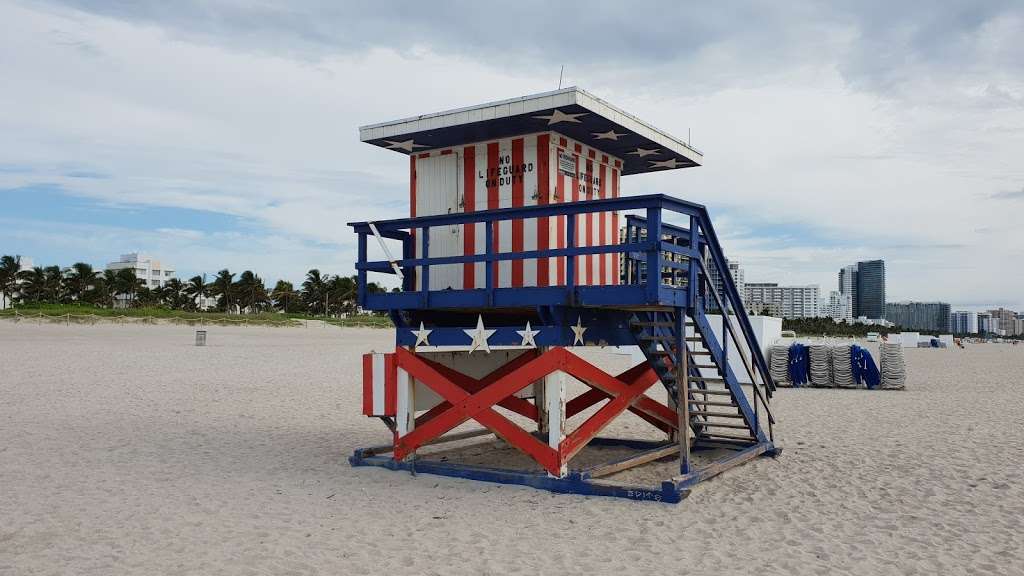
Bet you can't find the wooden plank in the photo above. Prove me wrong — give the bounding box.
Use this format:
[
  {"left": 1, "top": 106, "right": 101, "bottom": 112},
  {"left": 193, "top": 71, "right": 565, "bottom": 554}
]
[
  {"left": 587, "top": 444, "right": 679, "bottom": 479},
  {"left": 672, "top": 442, "right": 769, "bottom": 487}
]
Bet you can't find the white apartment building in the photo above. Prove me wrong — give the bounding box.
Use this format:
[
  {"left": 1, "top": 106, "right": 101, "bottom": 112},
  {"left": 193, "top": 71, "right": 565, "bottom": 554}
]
[
  {"left": 744, "top": 283, "right": 820, "bottom": 319},
  {"left": 949, "top": 310, "right": 979, "bottom": 334},
  {"left": 824, "top": 290, "right": 853, "bottom": 322},
  {"left": 106, "top": 253, "right": 175, "bottom": 288}
]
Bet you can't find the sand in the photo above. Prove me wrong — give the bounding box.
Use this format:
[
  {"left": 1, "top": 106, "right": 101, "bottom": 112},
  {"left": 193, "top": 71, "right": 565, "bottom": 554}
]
[{"left": 1, "top": 322, "right": 1023, "bottom": 575}]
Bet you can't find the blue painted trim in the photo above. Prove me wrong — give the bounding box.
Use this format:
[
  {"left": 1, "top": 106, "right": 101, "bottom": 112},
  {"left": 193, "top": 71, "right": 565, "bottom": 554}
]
[{"left": 349, "top": 449, "right": 688, "bottom": 503}]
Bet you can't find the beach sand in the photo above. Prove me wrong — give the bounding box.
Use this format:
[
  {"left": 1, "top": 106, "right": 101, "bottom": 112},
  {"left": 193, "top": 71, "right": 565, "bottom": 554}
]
[{"left": 1, "top": 322, "right": 1022, "bottom": 575}]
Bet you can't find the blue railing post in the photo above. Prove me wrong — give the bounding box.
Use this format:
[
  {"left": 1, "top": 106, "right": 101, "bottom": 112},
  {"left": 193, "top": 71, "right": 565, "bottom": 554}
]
[
  {"left": 485, "top": 220, "right": 494, "bottom": 307},
  {"left": 421, "top": 226, "right": 430, "bottom": 307},
  {"left": 688, "top": 216, "right": 699, "bottom": 310},
  {"left": 645, "top": 207, "right": 661, "bottom": 303},
  {"left": 357, "top": 232, "right": 367, "bottom": 307},
  {"left": 402, "top": 233, "right": 414, "bottom": 292}
]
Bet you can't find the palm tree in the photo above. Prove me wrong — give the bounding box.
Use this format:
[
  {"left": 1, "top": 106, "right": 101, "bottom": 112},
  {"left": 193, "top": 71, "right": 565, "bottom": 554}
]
[
  {"left": 271, "top": 280, "right": 300, "bottom": 313},
  {"left": 234, "top": 270, "right": 270, "bottom": 313},
  {"left": 161, "top": 278, "right": 187, "bottom": 310},
  {"left": 112, "top": 269, "right": 140, "bottom": 308},
  {"left": 64, "top": 262, "right": 99, "bottom": 304},
  {"left": 302, "top": 269, "right": 329, "bottom": 316},
  {"left": 16, "top": 266, "right": 46, "bottom": 304},
  {"left": 210, "top": 269, "right": 235, "bottom": 313},
  {"left": 43, "top": 266, "right": 63, "bottom": 303},
  {"left": 0, "top": 255, "right": 21, "bottom": 308},
  {"left": 326, "top": 275, "right": 357, "bottom": 315},
  {"left": 97, "top": 270, "right": 118, "bottom": 308},
  {"left": 185, "top": 275, "right": 208, "bottom": 311}
]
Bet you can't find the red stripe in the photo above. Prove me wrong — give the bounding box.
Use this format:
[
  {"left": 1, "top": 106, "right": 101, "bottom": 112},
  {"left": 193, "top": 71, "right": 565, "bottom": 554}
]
[
  {"left": 362, "top": 354, "right": 373, "bottom": 415},
  {"left": 384, "top": 353, "right": 397, "bottom": 415},
  {"left": 463, "top": 145, "right": 475, "bottom": 289},
  {"left": 599, "top": 163, "right": 607, "bottom": 285},
  {"left": 511, "top": 138, "right": 524, "bottom": 287},
  {"left": 536, "top": 134, "right": 550, "bottom": 287},
  {"left": 586, "top": 158, "right": 594, "bottom": 286},
  {"left": 612, "top": 167, "right": 619, "bottom": 286},
  {"left": 560, "top": 137, "right": 567, "bottom": 147},
  {"left": 588, "top": 149, "right": 596, "bottom": 159},
  {"left": 556, "top": 148, "right": 566, "bottom": 285},
  {"left": 440, "top": 149, "right": 452, "bottom": 155},
  {"left": 487, "top": 143, "right": 500, "bottom": 283},
  {"left": 417, "top": 152, "right": 430, "bottom": 158}
]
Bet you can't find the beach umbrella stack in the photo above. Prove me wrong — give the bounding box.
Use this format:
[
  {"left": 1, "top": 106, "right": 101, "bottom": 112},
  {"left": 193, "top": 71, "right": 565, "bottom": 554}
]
[
  {"left": 769, "top": 344, "right": 791, "bottom": 386},
  {"left": 808, "top": 344, "right": 833, "bottom": 387},
  {"left": 879, "top": 343, "right": 907, "bottom": 390},
  {"left": 831, "top": 344, "right": 856, "bottom": 388}
]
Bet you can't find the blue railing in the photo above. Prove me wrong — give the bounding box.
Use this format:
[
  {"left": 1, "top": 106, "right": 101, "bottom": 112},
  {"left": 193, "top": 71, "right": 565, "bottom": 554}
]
[{"left": 348, "top": 194, "right": 775, "bottom": 398}]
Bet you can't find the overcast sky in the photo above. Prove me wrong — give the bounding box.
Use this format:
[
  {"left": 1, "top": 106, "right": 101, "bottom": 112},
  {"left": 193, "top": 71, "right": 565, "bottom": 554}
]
[{"left": 1, "top": 0, "right": 1021, "bottom": 310}]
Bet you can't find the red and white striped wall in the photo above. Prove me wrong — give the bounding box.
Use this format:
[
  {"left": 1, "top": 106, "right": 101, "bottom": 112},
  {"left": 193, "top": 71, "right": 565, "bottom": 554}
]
[
  {"left": 362, "top": 352, "right": 396, "bottom": 417},
  {"left": 410, "top": 131, "right": 622, "bottom": 291}
]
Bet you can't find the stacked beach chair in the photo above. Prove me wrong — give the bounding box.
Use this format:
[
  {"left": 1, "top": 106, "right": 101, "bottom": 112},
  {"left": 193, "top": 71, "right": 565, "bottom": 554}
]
[
  {"left": 808, "top": 344, "right": 832, "bottom": 387},
  {"left": 879, "top": 343, "right": 907, "bottom": 389}
]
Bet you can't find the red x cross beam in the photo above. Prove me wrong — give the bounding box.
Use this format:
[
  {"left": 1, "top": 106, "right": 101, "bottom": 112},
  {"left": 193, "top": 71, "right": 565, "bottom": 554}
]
[{"left": 391, "top": 347, "right": 677, "bottom": 477}]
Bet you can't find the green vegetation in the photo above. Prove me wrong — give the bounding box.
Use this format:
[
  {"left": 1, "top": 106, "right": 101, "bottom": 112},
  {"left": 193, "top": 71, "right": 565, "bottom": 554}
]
[
  {"left": 1, "top": 303, "right": 394, "bottom": 327},
  {"left": 782, "top": 317, "right": 906, "bottom": 338},
  {"left": 0, "top": 254, "right": 391, "bottom": 326}
]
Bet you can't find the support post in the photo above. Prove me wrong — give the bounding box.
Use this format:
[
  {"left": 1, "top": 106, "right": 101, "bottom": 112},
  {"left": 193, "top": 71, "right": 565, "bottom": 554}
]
[
  {"left": 688, "top": 216, "right": 699, "bottom": 310},
  {"left": 395, "top": 348, "right": 417, "bottom": 462},
  {"left": 357, "top": 233, "right": 368, "bottom": 307},
  {"left": 646, "top": 207, "right": 662, "bottom": 303},
  {"left": 544, "top": 352, "right": 567, "bottom": 478},
  {"left": 535, "top": 377, "right": 548, "bottom": 435},
  {"left": 676, "top": 308, "right": 691, "bottom": 475}
]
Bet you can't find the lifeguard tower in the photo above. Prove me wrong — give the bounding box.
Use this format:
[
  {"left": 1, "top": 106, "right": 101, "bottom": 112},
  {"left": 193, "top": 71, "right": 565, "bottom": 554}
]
[{"left": 349, "top": 88, "right": 779, "bottom": 502}]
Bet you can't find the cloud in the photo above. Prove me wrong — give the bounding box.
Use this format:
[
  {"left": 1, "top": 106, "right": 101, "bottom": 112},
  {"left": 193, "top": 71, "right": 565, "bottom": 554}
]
[
  {"left": 1, "top": 1, "right": 1023, "bottom": 309},
  {"left": 990, "top": 187, "right": 1024, "bottom": 200}
]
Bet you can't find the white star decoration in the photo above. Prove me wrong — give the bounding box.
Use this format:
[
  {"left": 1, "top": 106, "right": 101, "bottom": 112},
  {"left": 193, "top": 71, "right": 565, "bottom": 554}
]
[
  {"left": 592, "top": 130, "right": 627, "bottom": 141},
  {"left": 411, "top": 321, "right": 432, "bottom": 349},
  {"left": 516, "top": 322, "right": 541, "bottom": 348},
  {"left": 383, "top": 139, "right": 428, "bottom": 152},
  {"left": 571, "top": 317, "right": 587, "bottom": 346},
  {"left": 648, "top": 158, "right": 688, "bottom": 169},
  {"left": 628, "top": 147, "right": 660, "bottom": 158},
  {"left": 534, "top": 109, "right": 588, "bottom": 125},
  {"left": 464, "top": 315, "right": 497, "bottom": 354}
]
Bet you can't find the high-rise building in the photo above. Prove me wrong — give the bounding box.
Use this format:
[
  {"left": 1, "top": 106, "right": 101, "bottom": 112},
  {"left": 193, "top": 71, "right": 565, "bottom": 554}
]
[
  {"left": 106, "top": 253, "right": 175, "bottom": 289},
  {"left": 977, "top": 312, "right": 995, "bottom": 335},
  {"left": 838, "top": 264, "right": 857, "bottom": 313},
  {"left": 744, "top": 283, "right": 820, "bottom": 319},
  {"left": 708, "top": 258, "right": 746, "bottom": 307},
  {"left": 824, "top": 290, "right": 853, "bottom": 322},
  {"left": 989, "top": 308, "right": 1018, "bottom": 335},
  {"left": 855, "top": 260, "right": 886, "bottom": 320},
  {"left": 885, "top": 301, "right": 950, "bottom": 332},
  {"left": 950, "top": 311, "right": 979, "bottom": 334}
]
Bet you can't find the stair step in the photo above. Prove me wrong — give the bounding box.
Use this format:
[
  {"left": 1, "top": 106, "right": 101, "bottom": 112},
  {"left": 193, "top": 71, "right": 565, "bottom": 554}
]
[
  {"left": 687, "top": 389, "right": 733, "bottom": 396},
  {"left": 690, "top": 376, "right": 726, "bottom": 383},
  {"left": 652, "top": 350, "right": 711, "bottom": 357},
  {"left": 693, "top": 421, "right": 751, "bottom": 429},
  {"left": 694, "top": 364, "right": 719, "bottom": 369},
  {"left": 687, "top": 400, "right": 736, "bottom": 407},
  {"left": 701, "top": 432, "right": 757, "bottom": 442},
  {"left": 689, "top": 410, "right": 744, "bottom": 418}
]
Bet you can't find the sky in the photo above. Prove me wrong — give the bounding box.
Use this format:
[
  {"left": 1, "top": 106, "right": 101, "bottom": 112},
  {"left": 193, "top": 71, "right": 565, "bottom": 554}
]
[{"left": 0, "top": 0, "right": 1022, "bottom": 310}]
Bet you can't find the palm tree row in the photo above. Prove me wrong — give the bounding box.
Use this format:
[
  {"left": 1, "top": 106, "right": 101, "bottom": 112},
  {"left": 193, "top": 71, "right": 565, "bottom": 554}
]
[{"left": 1, "top": 255, "right": 386, "bottom": 315}]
